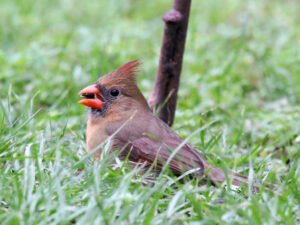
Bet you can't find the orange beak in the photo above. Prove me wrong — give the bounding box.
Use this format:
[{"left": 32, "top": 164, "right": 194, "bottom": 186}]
[{"left": 79, "top": 85, "right": 104, "bottom": 110}]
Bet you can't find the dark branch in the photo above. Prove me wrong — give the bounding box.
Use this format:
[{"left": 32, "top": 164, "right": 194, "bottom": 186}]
[{"left": 149, "top": 0, "right": 191, "bottom": 126}]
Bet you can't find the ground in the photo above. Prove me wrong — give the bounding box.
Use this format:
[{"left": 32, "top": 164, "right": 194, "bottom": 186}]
[{"left": 0, "top": 0, "right": 299, "bottom": 224}]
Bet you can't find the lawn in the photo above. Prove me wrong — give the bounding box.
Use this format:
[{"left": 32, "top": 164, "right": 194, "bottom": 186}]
[{"left": 0, "top": 0, "right": 299, "bottom": 224}]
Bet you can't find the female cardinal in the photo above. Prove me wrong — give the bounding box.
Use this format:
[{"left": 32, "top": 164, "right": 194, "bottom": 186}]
[{"left": 79, "top": 60, "right": 252, "bottom": 188}]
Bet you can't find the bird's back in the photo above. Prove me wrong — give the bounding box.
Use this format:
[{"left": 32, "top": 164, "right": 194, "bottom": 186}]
[{"left": 107, "top": 110, "right": 208, "bottom": 176}]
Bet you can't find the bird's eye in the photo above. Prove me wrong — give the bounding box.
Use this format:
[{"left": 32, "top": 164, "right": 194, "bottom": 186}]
[{"left": 110, "top": 88, "right": 119, "bottom": 97}]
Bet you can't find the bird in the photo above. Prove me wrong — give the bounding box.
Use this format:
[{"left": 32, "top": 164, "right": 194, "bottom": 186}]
[{"left": 79, "top": 60, "right": 255, "bottom": 189}]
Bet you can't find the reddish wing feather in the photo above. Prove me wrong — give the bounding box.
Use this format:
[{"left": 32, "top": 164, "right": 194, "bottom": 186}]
[
  {"left": 129, "top": 135, "right": 252, "bottom": 187},
  {"left": 125, "top": 116, "right": 207, "bottom": 177},
  {"left": 129, "top": 137, "right": 205, "bottom": 176},
  {"left": 125, "top": 116, "right": 252, "bottom": 187}
]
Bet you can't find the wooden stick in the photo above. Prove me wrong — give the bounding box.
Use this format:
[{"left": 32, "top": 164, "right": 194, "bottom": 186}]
[{"left": 149, "top": 0, "right": 191, "bottom": 126}]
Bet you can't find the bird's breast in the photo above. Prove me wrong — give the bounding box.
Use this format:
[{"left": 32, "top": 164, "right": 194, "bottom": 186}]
[{"left": 86, "top": 118, "right": 109, "bottom": 156}]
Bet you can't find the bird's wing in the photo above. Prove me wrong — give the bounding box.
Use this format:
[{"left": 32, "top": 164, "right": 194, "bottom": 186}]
[
  {"left": 128, "top": 136, "right": 206, "bottom": 177},
  {"left": 123, "top": 115, "right": 208, "bottom": 177},
  {"left": 108, "top": 112, "right": 252, "bottom": 188},
  {"left": 128, "top": 116, "right": 251, "bottom": 187}
]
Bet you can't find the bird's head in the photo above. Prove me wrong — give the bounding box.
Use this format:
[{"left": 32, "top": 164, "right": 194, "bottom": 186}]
[{"left": 79, "top": 60, "right": 150, "bottom": 117}]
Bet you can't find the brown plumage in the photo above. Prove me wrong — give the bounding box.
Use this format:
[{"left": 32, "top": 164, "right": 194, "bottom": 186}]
[{"left": 79, "top": 60, "right": 257, "bottom": 189}]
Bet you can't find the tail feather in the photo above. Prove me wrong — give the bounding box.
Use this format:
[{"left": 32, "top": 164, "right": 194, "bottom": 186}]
[
  {"left": 206, "top": 166, "right": 263, "bottom": 192},
  {"left": 206, "top": 166, "right": 282, "bottom": 194}
]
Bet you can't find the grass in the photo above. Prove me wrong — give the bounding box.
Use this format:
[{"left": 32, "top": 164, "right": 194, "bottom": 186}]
[{"left": 0, "top": 0, "right": 299, "bottom": 224}]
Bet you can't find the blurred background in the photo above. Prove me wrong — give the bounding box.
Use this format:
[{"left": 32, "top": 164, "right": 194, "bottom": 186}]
[{"left": 1, "top": 0, "right": 299, "bottom": 149}]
